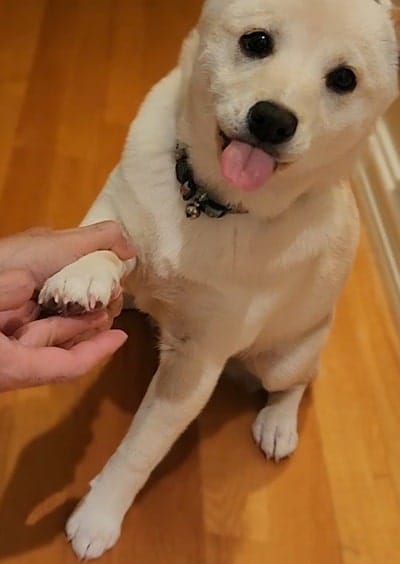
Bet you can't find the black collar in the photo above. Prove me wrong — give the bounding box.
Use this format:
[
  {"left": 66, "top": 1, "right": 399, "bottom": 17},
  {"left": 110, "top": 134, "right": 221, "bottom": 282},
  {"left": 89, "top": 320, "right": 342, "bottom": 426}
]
[{"left": 175, "top": 145, "right": 247, "bottom": 219}]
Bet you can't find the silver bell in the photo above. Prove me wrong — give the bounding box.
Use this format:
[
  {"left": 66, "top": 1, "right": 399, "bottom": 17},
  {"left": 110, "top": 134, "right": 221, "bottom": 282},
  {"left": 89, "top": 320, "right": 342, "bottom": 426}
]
[{"left": 186, "top": 203, "right": 201, "bottom": 219}]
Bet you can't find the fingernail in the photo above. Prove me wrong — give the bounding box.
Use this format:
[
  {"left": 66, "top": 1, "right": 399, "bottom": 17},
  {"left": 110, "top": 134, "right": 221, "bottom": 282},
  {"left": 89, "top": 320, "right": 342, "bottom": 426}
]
[
  {"left": 120, "top": 226, "right": 136, "bottom": 254},
  {"left": 124, "top": 240, "right": 136, "bottom": 256},
  {"left": 91, "top": 311, "right": 108, "bottom": 322},
  {"left": 111, "top": 284, "right": 122, "bottom": 300}
]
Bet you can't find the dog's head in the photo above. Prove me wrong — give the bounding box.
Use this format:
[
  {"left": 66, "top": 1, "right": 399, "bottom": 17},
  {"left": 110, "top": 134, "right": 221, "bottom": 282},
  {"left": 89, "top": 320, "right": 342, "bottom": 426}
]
[{"left": 181, "top": 0, "right": 399, "bottom": 207}]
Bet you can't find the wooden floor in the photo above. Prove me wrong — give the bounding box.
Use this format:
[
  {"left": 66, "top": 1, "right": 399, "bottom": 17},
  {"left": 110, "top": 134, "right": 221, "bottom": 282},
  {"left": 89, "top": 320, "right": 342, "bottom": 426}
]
[{"left": 1, "top": 1, "right": 400, "bottom": 563}]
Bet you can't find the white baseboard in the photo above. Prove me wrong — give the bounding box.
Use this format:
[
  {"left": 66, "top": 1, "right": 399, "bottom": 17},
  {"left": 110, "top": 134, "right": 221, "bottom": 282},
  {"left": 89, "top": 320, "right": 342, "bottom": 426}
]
[{"left": 352, "top": 116, "right": 400, "bottom": 328}]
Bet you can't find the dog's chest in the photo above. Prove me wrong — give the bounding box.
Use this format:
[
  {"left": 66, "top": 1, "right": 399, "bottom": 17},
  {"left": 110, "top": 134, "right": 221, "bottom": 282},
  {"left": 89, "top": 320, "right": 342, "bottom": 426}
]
[
  {"left": 153, "top": 206, "right": 323, "bottom": 292},
  {"left": 124, "top": 172, "right": 351, "bottom": 347},
  {"left": 147, "top": 208, "right": 326, "bottom": 328},
  {"left": 134, "top": 213, "right": 325, "bottom": 351}
]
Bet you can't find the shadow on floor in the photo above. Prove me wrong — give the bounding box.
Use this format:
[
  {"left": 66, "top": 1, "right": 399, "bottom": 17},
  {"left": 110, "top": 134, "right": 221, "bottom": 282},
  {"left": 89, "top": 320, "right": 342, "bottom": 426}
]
[{"left": 0, "top": 311, "right": 311, "bottom": 561}]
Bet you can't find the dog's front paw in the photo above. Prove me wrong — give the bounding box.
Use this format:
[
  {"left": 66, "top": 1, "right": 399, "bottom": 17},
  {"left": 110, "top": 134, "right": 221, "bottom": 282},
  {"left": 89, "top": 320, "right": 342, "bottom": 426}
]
[
  {"left": 39, "top": 252, "right": 122, "bottom": 315},
  {"left": 66, "top": 493, "right": 122, "bottom": 560},
  {"left": 252, "top": 404, "right": 298, "bottom": 461}
]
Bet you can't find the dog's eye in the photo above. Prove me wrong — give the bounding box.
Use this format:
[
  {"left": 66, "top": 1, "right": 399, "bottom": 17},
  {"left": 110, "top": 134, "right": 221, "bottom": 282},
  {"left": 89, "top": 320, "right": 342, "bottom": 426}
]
[
  {"left": 239, "top": 31, "right": 274, "bottom": 59},
  {"left": 326, "top": 66, "right": 357, "bottom": 94}
]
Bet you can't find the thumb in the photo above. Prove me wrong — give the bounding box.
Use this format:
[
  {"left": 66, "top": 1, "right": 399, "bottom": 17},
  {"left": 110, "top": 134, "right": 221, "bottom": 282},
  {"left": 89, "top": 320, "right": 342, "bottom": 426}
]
[
  {"left": 0, "top": 270, "right": 36, "bottom": 311},
  {"left": 59, "top": 222, "right": 136, "bottom": 261}
]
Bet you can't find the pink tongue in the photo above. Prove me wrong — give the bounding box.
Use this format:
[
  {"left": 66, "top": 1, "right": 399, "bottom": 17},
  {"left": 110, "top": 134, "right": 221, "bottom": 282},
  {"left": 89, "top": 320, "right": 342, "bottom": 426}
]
[{"left": 220, "top": 140, "right": 275, "bottom": 192}]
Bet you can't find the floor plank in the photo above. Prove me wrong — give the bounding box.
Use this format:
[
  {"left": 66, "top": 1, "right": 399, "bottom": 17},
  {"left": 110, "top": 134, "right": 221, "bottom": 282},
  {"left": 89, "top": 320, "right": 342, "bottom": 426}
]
[{"left": 0, "top": 1, "right": 399, "bottom": 562}]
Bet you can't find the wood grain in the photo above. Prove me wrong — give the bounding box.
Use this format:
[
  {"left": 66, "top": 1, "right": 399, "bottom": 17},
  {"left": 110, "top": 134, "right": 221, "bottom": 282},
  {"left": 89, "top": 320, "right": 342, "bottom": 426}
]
[{"left": 0, "top": 1, "right": 399, "bottom": 562}]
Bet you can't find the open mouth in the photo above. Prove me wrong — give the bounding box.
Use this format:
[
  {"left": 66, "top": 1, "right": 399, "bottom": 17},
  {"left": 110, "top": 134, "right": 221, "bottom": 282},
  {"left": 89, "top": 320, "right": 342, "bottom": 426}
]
[{"left": 218, "top": 129, "right": 288, "bottom": 192}]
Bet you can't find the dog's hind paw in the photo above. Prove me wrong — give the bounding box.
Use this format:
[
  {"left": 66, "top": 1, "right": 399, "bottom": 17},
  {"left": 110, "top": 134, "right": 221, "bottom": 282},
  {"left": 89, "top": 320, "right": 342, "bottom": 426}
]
[{"left": 252, "top": 404, "right": 298, "bottom": 461}]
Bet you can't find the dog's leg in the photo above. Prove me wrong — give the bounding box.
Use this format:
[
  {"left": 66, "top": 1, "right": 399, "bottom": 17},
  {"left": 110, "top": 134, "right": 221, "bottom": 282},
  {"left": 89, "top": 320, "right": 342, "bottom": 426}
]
[
  {"left": 66, "top": 339, "right": 225, "bottom": 560},
  {"left": 251, "top": 317, "right": 332, "bottom": 461},
  {"left": 39, "top": 180, "right": 136, "bottom": 313}
]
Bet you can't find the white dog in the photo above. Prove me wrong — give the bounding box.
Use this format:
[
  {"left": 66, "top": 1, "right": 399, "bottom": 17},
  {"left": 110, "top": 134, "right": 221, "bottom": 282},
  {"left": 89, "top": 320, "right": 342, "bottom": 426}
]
[{"left": 39, "top": 0, "right": 399, "bottom": 559}]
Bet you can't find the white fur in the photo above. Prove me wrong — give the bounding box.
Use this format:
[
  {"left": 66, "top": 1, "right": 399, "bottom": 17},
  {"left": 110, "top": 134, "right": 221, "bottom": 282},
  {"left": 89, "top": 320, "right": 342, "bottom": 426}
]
[
  {"left": 252, "top": 384, "right": 305, "bottom": 460},
  {"left": 39, "top": 0, "right": 399, "bottom": 558}
]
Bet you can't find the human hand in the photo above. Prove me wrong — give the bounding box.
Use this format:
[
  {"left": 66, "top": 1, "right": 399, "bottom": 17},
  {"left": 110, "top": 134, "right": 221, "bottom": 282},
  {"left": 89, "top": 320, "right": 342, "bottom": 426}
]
[
  {"left": 0, "top": 221, "right": 135, "bottom": 287},
  {"left": 0, "top": 270, "right": 126, "bottom": 392},
  {"left": 0, "top": 221, "right": 134, "bottom": 391}
]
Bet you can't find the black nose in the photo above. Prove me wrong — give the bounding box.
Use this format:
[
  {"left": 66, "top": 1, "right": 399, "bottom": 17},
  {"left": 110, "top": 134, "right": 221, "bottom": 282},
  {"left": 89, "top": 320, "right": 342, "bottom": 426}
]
[{"left": 247, "top": 101, "right": 298, "bottom": 145}]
